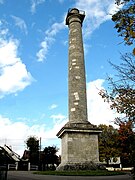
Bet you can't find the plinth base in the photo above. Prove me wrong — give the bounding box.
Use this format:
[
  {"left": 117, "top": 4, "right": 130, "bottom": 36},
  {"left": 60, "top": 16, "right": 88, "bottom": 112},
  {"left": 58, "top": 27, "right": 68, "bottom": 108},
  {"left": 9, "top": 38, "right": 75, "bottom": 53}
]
[
  {"left": 57, "top": 122, "right": 102, "bottom": 171},
  {"left": 56, "top": 162, "right": 105, "bottom": 171}
]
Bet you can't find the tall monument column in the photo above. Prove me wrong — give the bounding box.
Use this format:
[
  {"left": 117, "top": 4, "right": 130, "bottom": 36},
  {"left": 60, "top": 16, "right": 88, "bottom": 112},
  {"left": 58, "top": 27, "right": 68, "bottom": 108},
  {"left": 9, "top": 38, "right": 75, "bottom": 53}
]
[
  {"left": 67, "top": 8, "right": 87, "bottom": 124},
  {"left": 57, "top": 8, "right": 102, "bottom": 171}
]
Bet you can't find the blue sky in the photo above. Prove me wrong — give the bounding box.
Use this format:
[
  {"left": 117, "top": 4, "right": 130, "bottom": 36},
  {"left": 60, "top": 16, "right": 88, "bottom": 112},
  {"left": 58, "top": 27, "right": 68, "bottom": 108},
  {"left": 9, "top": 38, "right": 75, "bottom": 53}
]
[{"left": 0, "top": 0, "right": 131, "bottom": 156}]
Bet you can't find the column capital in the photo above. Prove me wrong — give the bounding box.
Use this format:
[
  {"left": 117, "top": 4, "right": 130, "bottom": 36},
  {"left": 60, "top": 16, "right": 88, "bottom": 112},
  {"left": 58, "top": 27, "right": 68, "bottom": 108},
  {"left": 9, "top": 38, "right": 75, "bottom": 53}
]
[{"left": 66, "top": 8, "right": 85, "bottom": 26}]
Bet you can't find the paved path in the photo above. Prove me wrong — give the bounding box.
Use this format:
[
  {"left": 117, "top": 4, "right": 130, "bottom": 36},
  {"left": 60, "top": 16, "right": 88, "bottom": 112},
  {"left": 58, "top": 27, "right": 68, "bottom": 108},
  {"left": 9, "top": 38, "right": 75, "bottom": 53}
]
[{"left": 7, "top": 171, "right": 132, "bottom": 180}]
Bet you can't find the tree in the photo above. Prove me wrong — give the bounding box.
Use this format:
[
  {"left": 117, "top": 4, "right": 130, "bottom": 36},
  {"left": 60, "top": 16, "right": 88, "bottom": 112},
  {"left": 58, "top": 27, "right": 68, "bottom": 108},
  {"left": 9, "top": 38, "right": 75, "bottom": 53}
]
[
  {"left": 102, "top": 0, "right": 135, "bottom": 122},
  {"left": 117, "top": 120, "right": 135, "bottom": 167},
  {"left": 25, "top": 136, "right": 39, "bottom": 164},
  {"left": 98, "top": 124, "right": 120, "bottom": 165},
  {"left": 99, "top": 0, "right": 135, "bottom": 170},
  {"left": 99, "top": 53, "right": 135, "bottom": 124},
  {"left": 42, "top": 146, "right": 59, "bottom": 170},
  {"left": 112, "top": 0, "right": 135, "bottom": 54}
]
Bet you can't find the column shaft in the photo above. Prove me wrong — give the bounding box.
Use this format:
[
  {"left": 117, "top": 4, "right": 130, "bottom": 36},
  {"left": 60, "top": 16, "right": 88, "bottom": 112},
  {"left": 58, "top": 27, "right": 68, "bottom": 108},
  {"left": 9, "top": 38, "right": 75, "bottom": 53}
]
[{"left": 67, "top": 10, "right": 88, "bottom": 123}]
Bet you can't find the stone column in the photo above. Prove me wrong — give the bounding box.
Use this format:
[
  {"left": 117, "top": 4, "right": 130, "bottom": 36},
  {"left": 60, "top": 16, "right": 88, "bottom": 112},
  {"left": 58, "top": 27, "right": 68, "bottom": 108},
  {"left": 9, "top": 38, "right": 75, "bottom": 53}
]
[
  {"left": 67, "top": 8, "right": 88, "bottom": 123},
  {"left": 56, "top": 8, "right": 102, "bottom": 171}
]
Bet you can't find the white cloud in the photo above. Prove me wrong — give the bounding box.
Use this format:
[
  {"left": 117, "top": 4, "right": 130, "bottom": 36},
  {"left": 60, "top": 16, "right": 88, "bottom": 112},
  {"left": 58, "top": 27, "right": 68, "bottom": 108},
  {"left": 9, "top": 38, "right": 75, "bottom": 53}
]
[
  {"left": 0, "top": 39, "right": 19, "bottom": 66},
  {"left": 74, "top": 0, "right": 118, "bottom": 37},
  {"left": 0, "top": 34, "right": 33, "bottom": 98},
  {"left": 36, "top": 22, "right": 65, "bottom": 62},
  {"left": 30, "top": 0, "right": 45, "bottom": 14},
  {"left": 0, "top": 20, "right": 9, "bottom": 38},
  {"left": 87, "top": 79, "right": 119, "bottom": 126},
  {"left": 50, "top": 114, "right": 67, "bottom": 125},
  {"left": 0, "top": 115, "right": 29, "bottom": 156},
  {"left": 0, "top": 28, "right": 8, "bottom": 36},
  {"left": 49, "top": 104, "right": 58, "bottom": 110},
  {"left": 0, "top": 114, "right": 67, "bottom": 156},
  {"left": 36, "top": 40, "right": 49, "bottom": 62},
  {"left": 11, "top": 15, "right": 28, "bottom": 35},
  {"left": 0, "top": 61, "right": 32, "bottom": 95}
]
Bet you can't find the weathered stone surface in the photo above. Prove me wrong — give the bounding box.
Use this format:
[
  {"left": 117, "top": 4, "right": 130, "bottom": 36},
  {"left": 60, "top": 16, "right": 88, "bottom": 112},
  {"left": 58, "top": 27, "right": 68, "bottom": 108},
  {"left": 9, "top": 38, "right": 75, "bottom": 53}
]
[
  {"left": 57, "top": 162, "right": 105, "bottom": 171},
  {"left": 57, "top": 122, "right": 102, "bottom": 138},
  {"left": 56, "top": 8, "right": 102, "bottom": 171},
  {"left": 57, "top": 126, "right": 101, "bottom": 169},
  {"left": 67, "top": 8, "right": 87, "bottom": 124}
]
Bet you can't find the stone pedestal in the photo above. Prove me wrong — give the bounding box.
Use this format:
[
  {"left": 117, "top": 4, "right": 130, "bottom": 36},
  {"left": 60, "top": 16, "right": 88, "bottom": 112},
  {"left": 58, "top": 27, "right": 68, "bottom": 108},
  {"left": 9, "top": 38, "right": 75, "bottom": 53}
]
[{"left": 57, "top": 122, "right": 102, "bottom": 170}]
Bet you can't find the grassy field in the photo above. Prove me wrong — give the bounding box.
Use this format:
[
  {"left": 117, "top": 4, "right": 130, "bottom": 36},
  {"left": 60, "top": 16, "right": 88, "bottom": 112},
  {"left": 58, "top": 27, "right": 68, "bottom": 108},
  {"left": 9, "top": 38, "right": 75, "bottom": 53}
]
[{"left": 34, "top": 170, "right": 126, "bottom": 176}]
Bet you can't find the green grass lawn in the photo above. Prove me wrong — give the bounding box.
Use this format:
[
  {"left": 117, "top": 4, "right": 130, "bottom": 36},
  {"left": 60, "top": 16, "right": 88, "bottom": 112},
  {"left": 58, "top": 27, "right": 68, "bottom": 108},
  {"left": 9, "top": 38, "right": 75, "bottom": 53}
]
[{"left": 34, "top": 170, "right": 126, "bottom": 176}]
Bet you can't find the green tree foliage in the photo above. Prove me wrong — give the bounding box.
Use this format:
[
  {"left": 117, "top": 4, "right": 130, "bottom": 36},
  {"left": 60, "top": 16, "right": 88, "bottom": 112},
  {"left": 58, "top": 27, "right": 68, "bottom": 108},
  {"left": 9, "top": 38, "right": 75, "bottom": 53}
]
[
  {"left": 25, "top": 136, "right": 39, "bottom": 164},
  {"left": 99, "top": 53, "right": 135, "bottom": 123},
  {"left": 98, "top": 124, "right": 120, "bottom": 165},
  {"left": 26, "top": 136, "right": 39, "bottom": 151},
  {"left": 112, "top": 0, "right": 135, "bottom": 54},
  {"left": 41, "top": 146, "right": 59, "bottom": 170},
  {"left": 117, "top": 120, "right": 135, "bottom": 167}
]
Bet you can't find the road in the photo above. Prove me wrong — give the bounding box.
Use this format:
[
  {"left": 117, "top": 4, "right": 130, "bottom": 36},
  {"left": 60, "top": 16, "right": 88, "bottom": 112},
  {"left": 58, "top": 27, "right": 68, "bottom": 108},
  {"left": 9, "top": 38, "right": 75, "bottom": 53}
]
[{"left": 7, "top": 171, "right": 132, "bottom": 180}]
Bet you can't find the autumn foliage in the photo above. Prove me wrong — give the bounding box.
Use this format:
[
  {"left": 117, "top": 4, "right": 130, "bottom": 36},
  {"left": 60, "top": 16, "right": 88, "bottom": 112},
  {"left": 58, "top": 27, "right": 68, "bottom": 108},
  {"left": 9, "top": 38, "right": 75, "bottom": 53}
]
[
  {"left": 117, "top": 121, "right": 135, "bottom": 167},
  {"left": 98, "top": 122, "right": 135, "bottom": 167}
]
